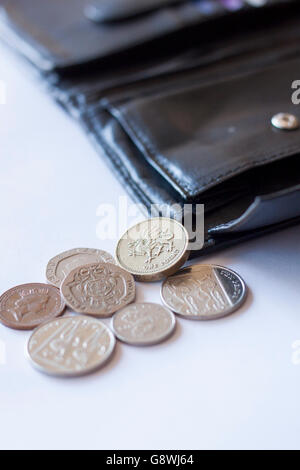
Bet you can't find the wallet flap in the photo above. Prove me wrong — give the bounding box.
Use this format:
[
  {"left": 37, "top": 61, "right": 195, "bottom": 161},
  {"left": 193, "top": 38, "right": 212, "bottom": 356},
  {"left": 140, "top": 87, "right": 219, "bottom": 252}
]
[{"left": 107, "top": 57, "right": 300, "bottom": 200}]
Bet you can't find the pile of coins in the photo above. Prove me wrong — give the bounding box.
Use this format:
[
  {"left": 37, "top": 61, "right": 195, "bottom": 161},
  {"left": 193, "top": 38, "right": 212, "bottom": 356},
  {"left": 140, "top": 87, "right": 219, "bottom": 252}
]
[{"left": 0, "top": 217, "right": 247, "bottom": 377}]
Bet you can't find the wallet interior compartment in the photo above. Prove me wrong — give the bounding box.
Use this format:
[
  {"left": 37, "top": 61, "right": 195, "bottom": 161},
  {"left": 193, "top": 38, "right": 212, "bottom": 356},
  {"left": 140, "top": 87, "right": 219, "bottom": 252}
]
[
  {"left": 203, "top": 153, "right": 300, "bottom": 235},
  {"left": 106, "top": 56, "right": 300, "bottom": 202},
  {"left": 49, "top": 6, "right": 300, "bottom": 109}
]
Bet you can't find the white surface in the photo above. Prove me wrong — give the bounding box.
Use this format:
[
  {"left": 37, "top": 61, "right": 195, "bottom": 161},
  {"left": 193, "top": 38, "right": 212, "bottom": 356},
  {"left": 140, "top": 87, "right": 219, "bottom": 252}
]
[{"left": 1, "top": 44, "right": 300, "bottom": 451}]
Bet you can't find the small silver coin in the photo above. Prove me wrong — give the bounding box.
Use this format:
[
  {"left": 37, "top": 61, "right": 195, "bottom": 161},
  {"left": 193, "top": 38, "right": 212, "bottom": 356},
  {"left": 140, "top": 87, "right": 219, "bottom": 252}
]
[
  {"left": 27, "top": 316, "right": 116, "bottom": 377},
  {"left": 112, "top": 303, "right": 176, "bottom": 346},
  {"left": 61, "top": 262, "right": 136, "bottom": 317},
  {"left": 161, "top": 264, "right": 247, "bottom": 320},
  {"left": 46, "top": 248, "right": 116, "bottom": 287},
  {"left": 0, "top": 283, "right": 65, "bottom": 330}
]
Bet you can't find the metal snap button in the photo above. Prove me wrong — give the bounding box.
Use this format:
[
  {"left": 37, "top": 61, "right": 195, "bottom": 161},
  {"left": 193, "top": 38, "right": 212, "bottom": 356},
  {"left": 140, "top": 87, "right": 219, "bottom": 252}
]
[{"left": 271, "top": 113, "right": 300, "bottom": 131}]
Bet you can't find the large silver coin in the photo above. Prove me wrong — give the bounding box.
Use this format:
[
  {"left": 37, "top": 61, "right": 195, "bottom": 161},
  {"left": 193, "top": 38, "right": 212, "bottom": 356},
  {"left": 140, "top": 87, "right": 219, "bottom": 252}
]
[
  {"left": 61, "top": 262, "right": 135, "bottom": 317},
  {"left": 27, "top": 316, "right": 116, "bottom": 377},
  {"left": 116, "top": 217, "right": 190, "bottom": 282},
  {"left": 112, "top": 303, "right": 176, "bottom": 346},
  {"left": 161, "top": 264, "right": 247, "bottom": 320},
  {"left": 46, "top": 248, "right": 116, "bottom": 287}
]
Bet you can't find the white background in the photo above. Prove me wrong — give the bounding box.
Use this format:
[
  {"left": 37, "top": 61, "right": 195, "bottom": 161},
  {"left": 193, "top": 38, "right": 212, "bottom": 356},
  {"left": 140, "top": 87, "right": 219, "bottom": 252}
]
[{"left": 1, "top": 43, "right": 300, "bottom": 451}]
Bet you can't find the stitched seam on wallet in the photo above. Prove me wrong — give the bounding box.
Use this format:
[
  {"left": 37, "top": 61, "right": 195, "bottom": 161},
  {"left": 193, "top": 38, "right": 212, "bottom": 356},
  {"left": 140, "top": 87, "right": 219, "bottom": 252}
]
[
  {"left": 82, "top": 109, "right": 177, "bottom": 211},
  {"left": 114, "top": 109, "right": 196, "bottom": 196},
  {"left": 84, "top": 114, "right": 152, "bottom": 209},
  {"left": 118, "top": 108, "right": 300, "bottom": 198}
]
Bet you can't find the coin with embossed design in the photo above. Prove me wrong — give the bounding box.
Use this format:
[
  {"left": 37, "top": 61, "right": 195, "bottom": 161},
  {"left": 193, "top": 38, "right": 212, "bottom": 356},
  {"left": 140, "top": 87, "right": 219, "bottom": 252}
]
[
  {"left": 27, "top": 316, "right": 116, "bottom": 377},
  {"left": 161, "top": 264, "right": 247, "bottom": 320},
  {"left": 46, "top": 248, "right": 116, "bottom": 287},
  {"left": 0, "top": 283, "right": 65, "bottom": 330},
  {"left": 116, "top": 217, "right": 190, "bottom": 282},
  {"left": 112, "top": 303, "right": 176, "bottom": 346},
  {"left": 61, "top": 262, "right": 135, "bottom": 317}
]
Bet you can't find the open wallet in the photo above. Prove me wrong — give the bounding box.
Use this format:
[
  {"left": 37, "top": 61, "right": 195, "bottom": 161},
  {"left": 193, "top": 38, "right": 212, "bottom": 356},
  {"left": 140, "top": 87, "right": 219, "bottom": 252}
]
[{"left": 1, "top": 0, "right": 300, "bottom": 256}]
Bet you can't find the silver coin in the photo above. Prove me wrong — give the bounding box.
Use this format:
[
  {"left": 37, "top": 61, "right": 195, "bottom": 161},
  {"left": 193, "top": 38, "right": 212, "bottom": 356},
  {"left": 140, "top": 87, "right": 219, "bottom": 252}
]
[
  {"left": 0, "top": 283, "right": 65, "bottom": 331},
  {"left": 27, "top": 316, "right": 116, "bottom": 377},
  {"left": 116, "top": 217, "right": 190, "bottom": 282},
  {"left": 112, "top": 303, "right": 176, "bottom": 346},
  {"left": 61, "top": 262, "right": 136, "bottom": 317},
  {"left": 46, "top": 248, "right": 116, "bottom": 287},
  {"left": 161, "top": 264, "right": 247, "bottom": 320}
]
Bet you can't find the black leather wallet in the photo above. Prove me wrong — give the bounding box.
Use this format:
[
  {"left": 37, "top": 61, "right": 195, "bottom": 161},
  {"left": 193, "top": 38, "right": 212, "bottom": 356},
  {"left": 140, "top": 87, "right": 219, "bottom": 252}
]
[{"left": 1, "top": 0, "right": 300, "bottom": 255}]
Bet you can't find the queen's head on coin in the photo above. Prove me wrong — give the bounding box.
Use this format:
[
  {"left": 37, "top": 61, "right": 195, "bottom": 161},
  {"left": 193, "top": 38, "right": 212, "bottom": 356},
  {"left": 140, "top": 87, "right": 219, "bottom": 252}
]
[
  {"left": 0, "top": 283, "right": 65, "bottom": 330},
  {"left": 9, "top": 292, "right": 50, "bottom": 322}
]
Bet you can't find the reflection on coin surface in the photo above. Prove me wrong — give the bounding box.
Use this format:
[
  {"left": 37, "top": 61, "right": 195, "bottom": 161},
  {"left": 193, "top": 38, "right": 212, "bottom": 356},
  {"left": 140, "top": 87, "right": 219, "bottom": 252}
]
[
  {"left": 27, "top": 316, "right": 116, "bottom": 377},
  {"left": 116, "top": 217, "right": 190, "bottom": 282},
  {"left": 161, "top": 265, "right": 247, "bottom": 320},
  {"left": 61, "top": 262, "right": 135, "bottom": 317},
  {"left": 0, "top": 283, "right": 65, "bottom": 330},
  {"left": 46, "top": 248, "right": 116, "bottom": 287},
  {"left": 112, "top": 303, "right": 176, "bottom": 346}
]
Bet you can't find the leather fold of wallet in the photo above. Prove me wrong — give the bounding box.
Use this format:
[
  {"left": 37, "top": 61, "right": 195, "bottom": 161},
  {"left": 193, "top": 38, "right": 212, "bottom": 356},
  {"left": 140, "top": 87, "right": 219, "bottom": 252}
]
[{"left": 1, "top": 0, "right": 300, "bottom": 255}]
